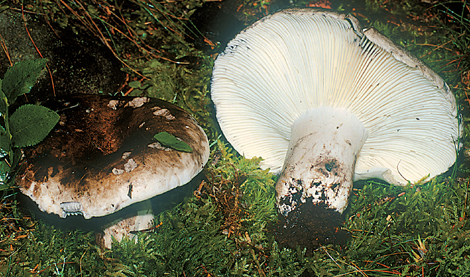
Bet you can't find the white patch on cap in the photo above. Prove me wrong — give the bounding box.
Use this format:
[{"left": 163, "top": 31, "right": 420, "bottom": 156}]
[
  {"left": 112, "top": 159, "right": 138, "bottom": 175},
  {"left": 125, "top": 97, "right": 149, "bottom": 108},
  {"left": 124, "top": 159, "right": 138, "bottom": 172},
  {"left": 148, "top": 142, "right": 170, "bottom": 151},
  {"left": 112, "top": 168, "right": 125, "bottom": 175},
  {"left": 152, "top": 107, "right": 175, "bottom": 120},
  {"left": 108, "top": 100, "right": 120, "bottom": 110},
  {"left": 122, "top": 152, "right": 132, "bottom": 159}
]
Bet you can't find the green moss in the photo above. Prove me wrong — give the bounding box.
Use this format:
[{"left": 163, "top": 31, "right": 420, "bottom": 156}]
[
  {"left": 344, "top": 179, "right": 470, "bottom": 276},
  {"left": 121, "top": 54, "right": 215, "bottom": 132}
]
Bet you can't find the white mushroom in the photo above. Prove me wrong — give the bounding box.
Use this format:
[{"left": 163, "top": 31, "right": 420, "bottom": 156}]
[
  {"left": 211, "top": 9, "right": 460, "bottom": 245},
  {"left": 16, "top": 94, "right": 209, "bottom": 248}
]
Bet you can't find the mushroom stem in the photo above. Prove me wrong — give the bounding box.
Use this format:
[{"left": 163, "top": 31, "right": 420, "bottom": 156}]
[
  {"left": 99, "top": 200, "right": 154, "bottom": 249},
  {"left": 276, "top": 107, "right": 368, "bottom": 216}
]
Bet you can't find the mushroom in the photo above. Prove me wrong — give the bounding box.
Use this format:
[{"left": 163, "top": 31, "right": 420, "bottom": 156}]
[
  {"left": 16, "top": 94, "right": 209, "bottom": 248},
  {"left": 211, "top": 9, "right": 460, "bottom": 246}
]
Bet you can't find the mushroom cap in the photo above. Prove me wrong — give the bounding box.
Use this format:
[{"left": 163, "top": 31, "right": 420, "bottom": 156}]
[
  {"left": 16, "top": 95, "right": 209, "bottom": 219},
  {"left": 211, "top": 8, "right": 460, "bottom": 185}
]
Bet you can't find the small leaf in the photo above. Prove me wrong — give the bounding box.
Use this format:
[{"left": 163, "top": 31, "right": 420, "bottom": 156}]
[
  {"left": 0, "top": 160, "right": 10, "bottom": 186},
  {"left": 10, "top": 148, "right": 22, "bottom": 171},
  {"left": 0, "top": 125, "right": 11, "bottom": 156},
  {"left": 129, "top": 89, "right": 142, "bottom": 96},
  {"left": 10, "top": 104, "right": 59, "bottom": 148},
  {"left": 3, "top": 59, "right": 48, "bottom": 104},
  {"left": 0, "top": 83, "right": 7, "bottom": 116},
  {"left": 150, "top": 59, "right": 161, "bottom": 68},
  {"left": 129, "top": 81, "right": 142, "bottom": 88},
  {"left": 153, "top": 132, "right": 192, "bottom": 152}
]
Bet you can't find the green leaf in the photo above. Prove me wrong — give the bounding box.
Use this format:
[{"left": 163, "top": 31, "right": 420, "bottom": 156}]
[
  {"left": 150, "top": 59, "right": 161, "bottom": 68},
  {"left": 129, "top": 80, "right": 142, "bottom": 88},
  {"left": 2, "top": 58, "right": 48, "bottom": 104},
  {"left": 10, "top": 148, "right": 22, "bottom": 171},
  {"left": 10, "top": 104, "right": 59, "bottom": 148},
  {"left": 153, "top": 132, "right": 192, "bottom": 152},
  {"left": 0, "top": 125, "right": 11, "bottom": 156},
  {"left": 129, "top": 89, "right": 142, "bottom": 96},
  {"left": 0, "top": 160, "right": 10, "bottom": 186},
  {"left": 0, "top": 86, "right": 8, "bottom": 117}
]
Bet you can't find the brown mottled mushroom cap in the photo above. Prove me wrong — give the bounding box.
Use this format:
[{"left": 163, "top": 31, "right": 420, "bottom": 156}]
[{"left": 16, "top": 95, "right": 209, "bottom": 219}]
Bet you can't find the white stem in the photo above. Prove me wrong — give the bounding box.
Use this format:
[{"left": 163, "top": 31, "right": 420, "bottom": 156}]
[
  {"left": 99, "top": 199, "right": 154, "bottom": 249},
  {"left": 276, "top": 107, "right": 368, "bottom": 216}
]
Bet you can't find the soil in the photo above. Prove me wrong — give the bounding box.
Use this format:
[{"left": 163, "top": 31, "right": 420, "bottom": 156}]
[
  {"left": 0, "top": 7, "right": 125, "bottom": 107},
  {"left": 271, "top": 200, "right": 350, "bottom": 255}
]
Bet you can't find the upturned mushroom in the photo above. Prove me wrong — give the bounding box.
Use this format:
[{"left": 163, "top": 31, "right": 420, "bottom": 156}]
[
  {"left": 16, "top": 94, "right": 209, "bottom": 248},
  {"left": 211, "top": 9, "right": 460, "bottom": 246}
]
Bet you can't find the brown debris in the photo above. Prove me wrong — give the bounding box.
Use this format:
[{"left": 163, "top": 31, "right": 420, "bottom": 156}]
[
  {"left": 271, "top": 201, "right": 350, "bottom": 255},
  {"left": 203, "top": 162, "right": 248, "bottom": 238}
]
